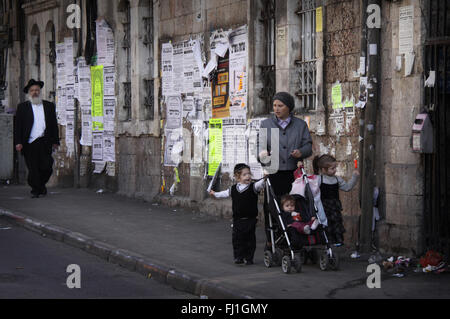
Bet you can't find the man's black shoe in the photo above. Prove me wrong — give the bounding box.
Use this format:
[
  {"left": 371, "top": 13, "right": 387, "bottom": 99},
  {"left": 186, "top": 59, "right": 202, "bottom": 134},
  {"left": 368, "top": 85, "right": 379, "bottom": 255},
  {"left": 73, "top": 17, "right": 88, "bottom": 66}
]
[
  {"left": 234, "top": 258, "right": 244, "bottom": 264},
  {"left": 31, "top": 193, "right": 39, "bottom": 198}
]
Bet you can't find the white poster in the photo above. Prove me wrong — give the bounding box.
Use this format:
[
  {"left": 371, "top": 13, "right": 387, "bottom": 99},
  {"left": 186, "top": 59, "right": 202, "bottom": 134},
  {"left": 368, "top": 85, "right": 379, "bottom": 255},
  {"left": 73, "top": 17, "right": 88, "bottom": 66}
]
[
  {"left": 183, "top": 40, "right": 195, "bottom": 93},
  {"left": 92, "top": 132, "right": 103, "bottom": 161},
  {"left": 164, "top": 128, "right": 184, "bottom": 167},
  {"left": 248, "top": 118, "right": 265, "bottom": 180},
  {"left": 80, "top": 106, "right": 92, "bottom": 146},
  {"left": 399, "top": 5, "right": 414, "bottom": 55},
  {"left": 64, "top": 37, "right": 74, "bottom": 85},
  {"left": 103, "top": 66, "right": 115, "bottom": 96},
  {"left": 103, "top": 131, "right": 115, "bottom": 162},
  {"left": 162, "top": 42, "right": 174, "bottom": 96},
  {"left": 165, "top": 96, "right": 182, "bottom": 129},
  {"left": 96, "top": 19, "right": 115, "bottom": 66},
  {"left": 172, "top": 42, "right": 184, "bottom": 95},
  {"left": 77, "top": 58, "right": 91, "bottom": 103},
  {"left": 222, "top": 117, "right": 247, "bottom": 174},
  {"left": 103, "top": 98, "right": 115, "bottom": 131}
]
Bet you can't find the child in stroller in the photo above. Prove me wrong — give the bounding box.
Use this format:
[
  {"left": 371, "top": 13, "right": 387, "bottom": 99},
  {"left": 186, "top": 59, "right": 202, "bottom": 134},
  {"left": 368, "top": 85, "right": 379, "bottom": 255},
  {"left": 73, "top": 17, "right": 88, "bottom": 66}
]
[
  {"left": 263, "top": 162, "right": 339, "bottom": 273},
  {"left": 280, "top": 195, "right": 319, "bottom": 235}
]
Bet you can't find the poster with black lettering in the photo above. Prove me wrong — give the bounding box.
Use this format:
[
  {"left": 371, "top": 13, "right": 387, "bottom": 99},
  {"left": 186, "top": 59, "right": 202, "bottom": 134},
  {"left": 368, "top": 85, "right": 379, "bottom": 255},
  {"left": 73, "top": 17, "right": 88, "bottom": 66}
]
[{"left": 211, "top": 52, "right": 230, "bottom": 118}]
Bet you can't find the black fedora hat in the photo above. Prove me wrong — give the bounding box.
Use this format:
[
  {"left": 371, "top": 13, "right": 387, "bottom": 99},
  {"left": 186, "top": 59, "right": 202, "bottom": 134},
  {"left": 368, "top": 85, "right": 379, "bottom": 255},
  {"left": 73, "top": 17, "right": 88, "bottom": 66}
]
[{"left": 23, "top": 79, "right": 44, "bottom": 94}]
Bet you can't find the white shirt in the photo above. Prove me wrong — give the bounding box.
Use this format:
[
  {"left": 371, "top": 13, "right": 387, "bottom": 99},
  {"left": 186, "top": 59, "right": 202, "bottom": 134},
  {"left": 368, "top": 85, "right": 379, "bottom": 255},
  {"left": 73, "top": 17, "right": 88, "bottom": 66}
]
[
  {"left": 28, "top": 103, "right": 46, "bottom": 143},
  {"left": 213, "top": 179, "right": 266, "bottom": 198}
]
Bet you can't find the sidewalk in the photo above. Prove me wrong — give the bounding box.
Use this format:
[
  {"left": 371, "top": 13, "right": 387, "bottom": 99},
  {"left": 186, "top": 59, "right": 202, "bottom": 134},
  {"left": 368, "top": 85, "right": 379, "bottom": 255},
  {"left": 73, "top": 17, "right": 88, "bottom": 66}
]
[{"left": 1, "top": 184, "right": 450, "bottom": 299}]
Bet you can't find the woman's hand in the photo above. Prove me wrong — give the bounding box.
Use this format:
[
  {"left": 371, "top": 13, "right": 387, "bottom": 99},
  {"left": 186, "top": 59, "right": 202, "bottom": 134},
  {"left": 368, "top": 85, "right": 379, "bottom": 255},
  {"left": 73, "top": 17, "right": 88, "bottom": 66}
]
[
  {"left": 209, "top": 190, "right": 215, "bottom": 197},
  {"left": 290, "top": 149, "right": 302, "bottom": 159}
]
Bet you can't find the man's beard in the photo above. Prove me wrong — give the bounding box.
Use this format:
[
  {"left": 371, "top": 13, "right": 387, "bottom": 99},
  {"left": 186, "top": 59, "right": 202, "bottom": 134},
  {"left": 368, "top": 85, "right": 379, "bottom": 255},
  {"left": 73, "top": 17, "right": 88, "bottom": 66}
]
[{"left": 28, "top": 95, "right": 42, "bottom": 105}]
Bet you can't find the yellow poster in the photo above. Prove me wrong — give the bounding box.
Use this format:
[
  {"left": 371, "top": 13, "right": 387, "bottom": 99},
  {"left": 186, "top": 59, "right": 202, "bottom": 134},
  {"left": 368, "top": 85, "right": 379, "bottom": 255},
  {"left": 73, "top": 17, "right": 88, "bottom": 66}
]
[
  {"left": 212, "top": 54, "right": 230, "bottom": 118},
  {"left": 91, "top": 65, "right": 104, "bottom": 131},
  {"left": 316, "top": 7, "right": 323, "bottom": 33},
  {"left": 208, "top": 119, "right": 223, "bottom": 176},
  {"left": 332, "top": 82, "right": 343, "bottom": 109}
]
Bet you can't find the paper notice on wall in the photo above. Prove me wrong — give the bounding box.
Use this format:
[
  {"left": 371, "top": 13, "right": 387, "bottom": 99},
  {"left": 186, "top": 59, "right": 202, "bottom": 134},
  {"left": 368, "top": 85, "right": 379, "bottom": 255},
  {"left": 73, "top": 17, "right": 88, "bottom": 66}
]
[
  {"left": 316, "top": 7, "right": 323, "bottom": 33},
  {"left": 221, "top": 117, "right": 247, "bottom": 174},
  {"left": 103, "top": 131, "right": 115, "bottom": 162},
  {"left": 103, "top": 98, "right": 115, "bottom": 131},
  {"left": 183, "top": 40, "right": 195, "bottom": 93},
  {"left": 165, "top": 95, "right": 182, "bottom": 129},
  {"left": 164, "top": 128, "right": 184, "bottom": 167},
  {"left": 192, "top": 38, "right": 204, "bottom": 92},
  {"left": 56, "top": 43, "right": 66, "bottom": 88},
  {"left": 80, "top": 106, "right": 92, "bottom": 146},
  {"left": 329, "top": 111, "right": 345, "bottom": 136},
  {"left": 103, "top": 66, "right": 115, "bottom": 96},
  {"left": 77, "top": 58, "right": 91, "bottom": 103},
  {"left": 211, "top": 53, "right": 230, "bottom": 118},
  {"left": 190, "top": 120, "right": 205, "bottom": 176},
  {"left": 64, "top": 37, "right": 74, "bottom": 85},
  {"left": 161, "top": 42, "right": 174, "bottom": 96},
  {"left": 91, "top": 65, "right": 104, "bottom": 132},
  {"left": 399, "top": 5, "right": 414, "bottom": 55},
  {"left": 56, "top": 87, "right": 66, "bottom": 125},
  {"left": 65, "top": 108, "right": 75, "bottom": 156},
  {"left": 96, "top": 19, "right": 115, "bottom": 66},
  {"left": 182, "top": 95, "right": 196, "bottom": 120},
  {"left": 92, "top": 132, "right": 103, "bottom": 161},
  {"left": 202, "top": 83, "right": 212, "bottom": 121},
  {"left": 172, "top": 42, "right": 184, "bottom": 95},
  {"left": 332, "top": 82, "right": 343, "bottom": 109},
  {"left": 247, "top": 118, "right": 264, "bottom": 180},
  {"left": 208, "top": 118, "right": 223, "bottom": 176},
  {"left": 229, "top": 25, "right": 248, "bottom": 120}
]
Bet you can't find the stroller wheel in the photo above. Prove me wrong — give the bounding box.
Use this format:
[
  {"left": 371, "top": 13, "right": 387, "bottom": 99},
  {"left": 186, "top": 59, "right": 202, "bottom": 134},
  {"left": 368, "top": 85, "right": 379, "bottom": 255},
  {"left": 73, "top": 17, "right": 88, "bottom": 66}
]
[
  {"left": 264, "top": 250, "right": 274, "bottom": 268},
  {"left": 319, "top": 251, "right": 329, "bottom": 271},
  {"left": 294, "top": 254, "right": 303, "bottom": 273},
  {"left": 328, "top": 252, "right": 340, "bottom": 270},
  {"left": 281, "top": 256, "right": 292, "bottom": 274}
]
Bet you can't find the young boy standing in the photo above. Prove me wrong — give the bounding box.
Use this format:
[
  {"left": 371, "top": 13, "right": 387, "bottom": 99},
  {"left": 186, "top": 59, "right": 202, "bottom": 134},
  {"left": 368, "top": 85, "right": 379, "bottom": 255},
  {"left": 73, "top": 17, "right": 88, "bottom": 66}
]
[{"left": 210, "top": 163, "right": 265, "bottom": 265}]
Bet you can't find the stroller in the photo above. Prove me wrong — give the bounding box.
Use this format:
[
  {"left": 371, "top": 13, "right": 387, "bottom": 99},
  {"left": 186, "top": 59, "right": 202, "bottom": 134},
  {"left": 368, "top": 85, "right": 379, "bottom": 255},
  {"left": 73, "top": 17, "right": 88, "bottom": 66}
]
[{"left": 263, "top": 163, "right": 340, "bottom": 274}]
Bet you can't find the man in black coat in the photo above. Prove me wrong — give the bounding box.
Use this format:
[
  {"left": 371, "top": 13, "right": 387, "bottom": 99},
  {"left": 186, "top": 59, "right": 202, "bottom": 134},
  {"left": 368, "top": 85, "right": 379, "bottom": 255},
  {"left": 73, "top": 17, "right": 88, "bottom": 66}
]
[{"left": 14, "top": 79, "right": 60, "bottom": 198}]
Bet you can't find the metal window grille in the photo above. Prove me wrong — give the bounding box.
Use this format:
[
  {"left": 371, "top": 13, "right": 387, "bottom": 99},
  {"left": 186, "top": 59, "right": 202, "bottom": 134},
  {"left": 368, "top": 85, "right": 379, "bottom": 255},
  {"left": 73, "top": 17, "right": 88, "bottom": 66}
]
[
  {"left": 295, "top": 0, "right": 316, "bottom": 111},
  {"left": 142, "top": 1, "right": 154, "bottom": 120},
  {"left": 424, "top": 0, "right": 450, "bottom": 258},
  {"left": 122, "top": 1, "right": 132, "bottom": 121},
  {"left": 258, "top": 0, "right": 276, "bottom": 114}
]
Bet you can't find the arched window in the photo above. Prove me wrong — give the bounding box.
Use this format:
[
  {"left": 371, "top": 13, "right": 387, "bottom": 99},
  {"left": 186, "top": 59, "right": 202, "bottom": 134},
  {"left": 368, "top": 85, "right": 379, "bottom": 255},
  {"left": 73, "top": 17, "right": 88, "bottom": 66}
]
[
  {"left": 45, "top": 21, "right": 56, "bottom": 102},
  {"left": 30, "top": 24, "right": 41, "bottom": 81}
]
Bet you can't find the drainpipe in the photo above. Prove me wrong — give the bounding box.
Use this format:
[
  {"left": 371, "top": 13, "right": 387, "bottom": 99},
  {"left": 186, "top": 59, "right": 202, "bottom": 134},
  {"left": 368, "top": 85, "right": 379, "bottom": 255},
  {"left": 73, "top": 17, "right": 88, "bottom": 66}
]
[{"left": 359, "top": 0, "right": 381, "bottom": 253}]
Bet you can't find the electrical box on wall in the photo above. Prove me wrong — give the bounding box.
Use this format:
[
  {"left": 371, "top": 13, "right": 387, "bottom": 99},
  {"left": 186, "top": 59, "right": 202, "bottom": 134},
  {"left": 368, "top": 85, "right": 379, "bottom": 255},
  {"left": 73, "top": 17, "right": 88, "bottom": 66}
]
[{"left": 412, "top": 113, "right": 434, "bottom": 153}]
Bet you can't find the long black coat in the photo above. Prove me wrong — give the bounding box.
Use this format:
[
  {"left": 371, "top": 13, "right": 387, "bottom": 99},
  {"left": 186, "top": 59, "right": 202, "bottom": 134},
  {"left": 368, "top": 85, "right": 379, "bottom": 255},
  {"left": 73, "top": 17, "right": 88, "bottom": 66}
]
[{"left": 14, "top": 100, "right": 60, "bottom": 146}]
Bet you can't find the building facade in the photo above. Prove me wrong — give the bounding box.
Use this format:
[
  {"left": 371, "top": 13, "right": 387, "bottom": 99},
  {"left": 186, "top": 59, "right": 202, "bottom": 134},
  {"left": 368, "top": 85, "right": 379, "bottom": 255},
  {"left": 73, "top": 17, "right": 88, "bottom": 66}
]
[{"left": 1, "top": 0, "right": 448, "bottom": 256}]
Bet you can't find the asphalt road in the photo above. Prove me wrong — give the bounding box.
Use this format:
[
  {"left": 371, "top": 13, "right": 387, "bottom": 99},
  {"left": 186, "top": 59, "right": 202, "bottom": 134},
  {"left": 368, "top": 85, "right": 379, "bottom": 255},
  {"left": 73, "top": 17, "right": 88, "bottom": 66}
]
[{"left": 0, "top": 218, "right": 197, "bottom": 299}]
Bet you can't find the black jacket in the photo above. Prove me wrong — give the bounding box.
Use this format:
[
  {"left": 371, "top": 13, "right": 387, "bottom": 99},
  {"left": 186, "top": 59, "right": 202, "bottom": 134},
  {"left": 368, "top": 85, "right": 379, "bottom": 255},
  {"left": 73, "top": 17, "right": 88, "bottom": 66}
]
[{"left": 14, "top": 100, "right": 60, "bottom": 146}]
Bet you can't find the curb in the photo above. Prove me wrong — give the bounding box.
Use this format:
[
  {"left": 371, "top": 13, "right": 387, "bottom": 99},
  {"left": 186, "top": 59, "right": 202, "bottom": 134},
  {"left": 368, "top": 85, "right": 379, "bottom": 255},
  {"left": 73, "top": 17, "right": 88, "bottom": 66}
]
[{"left": 0, "top": 207, "right": 253, "bottom": 299}]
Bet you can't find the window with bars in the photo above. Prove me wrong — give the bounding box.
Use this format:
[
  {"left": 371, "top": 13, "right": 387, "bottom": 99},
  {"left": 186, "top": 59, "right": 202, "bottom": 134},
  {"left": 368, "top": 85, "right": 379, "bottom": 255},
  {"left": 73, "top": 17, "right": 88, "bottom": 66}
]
[
  {"left": 295, "top": 0, "right": 317, "bottom": 111},
  {"left": 120, "top": 0, "right": 132, "bottom": 121}
]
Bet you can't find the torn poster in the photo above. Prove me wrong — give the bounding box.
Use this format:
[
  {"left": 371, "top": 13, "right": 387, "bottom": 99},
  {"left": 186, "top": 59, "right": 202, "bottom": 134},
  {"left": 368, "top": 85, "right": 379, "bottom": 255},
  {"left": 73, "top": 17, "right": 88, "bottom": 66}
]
[
  {"left": 399, "top": 5, "right": 414, "bottom": 55},
  {"left": 165, "top": 95, "right": 182, "bottom": 129},
  {"left": 103, "top": 131, "right": 115, "bottom": 162},
  {"left": 183, "top": 40, "right": 195, "bottom": 93},
  {"left": 164, "top": 128, "right": 184, "bottom": 167},
  {"left": 211, "top": 52, "right": 230, "bottom": 118},
  {"left": 96, "top": 19, "right": 115, "bottom": 66}
]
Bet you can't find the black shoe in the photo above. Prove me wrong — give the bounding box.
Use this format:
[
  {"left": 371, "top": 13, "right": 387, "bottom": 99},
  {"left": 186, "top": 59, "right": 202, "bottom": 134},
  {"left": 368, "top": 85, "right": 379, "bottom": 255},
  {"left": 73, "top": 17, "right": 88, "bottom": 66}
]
[
  {"left": 40, "top": 188, "right": 47, "bottom": 196},
  {"left": 234, "top": 258, "right": 244, "bottom": 264},
  {"left": 31, "top": 193, "right": 39, "bottom": 198},
  {"left": 245, "top": 259, "right": 254, "bottom": 265}
]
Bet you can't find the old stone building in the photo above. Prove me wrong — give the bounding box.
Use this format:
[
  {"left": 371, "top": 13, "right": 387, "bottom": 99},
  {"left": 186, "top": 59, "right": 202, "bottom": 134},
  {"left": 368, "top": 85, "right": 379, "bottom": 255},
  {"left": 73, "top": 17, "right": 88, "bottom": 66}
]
[{"left": 0, "top": 0, "right": 448, "bottom": 257}]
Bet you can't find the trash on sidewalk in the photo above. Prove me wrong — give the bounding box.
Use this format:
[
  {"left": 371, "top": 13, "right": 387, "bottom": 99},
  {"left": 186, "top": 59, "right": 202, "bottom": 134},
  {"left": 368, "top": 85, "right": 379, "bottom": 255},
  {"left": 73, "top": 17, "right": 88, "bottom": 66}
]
[
  {"left": 350, "top": 251, "right": 360, "bottom": 259},
  {"left": 368, "top": 252, "right": 383, "bottom": 264},
  {"left": 0, "top": 226, "right": 12, "bottom": 230},
  {"left": 392, "top": 273, "right": 405, "bottom": 278},
  {"left": 419, "top": 250, "right": 443, "bottom": 268},
  {"left": 96, "top": 189, "right": 105, "bottom": 194}
]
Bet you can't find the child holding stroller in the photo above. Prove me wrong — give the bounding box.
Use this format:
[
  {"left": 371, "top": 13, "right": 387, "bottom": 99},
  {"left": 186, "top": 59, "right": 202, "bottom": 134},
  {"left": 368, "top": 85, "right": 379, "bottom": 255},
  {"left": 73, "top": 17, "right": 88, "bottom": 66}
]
[
  {"left": 209, "top": 163, "right": 266, "bottom": 265},
  {"left": 313, "top": 155, "right": 359, "bottom": 247}
]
